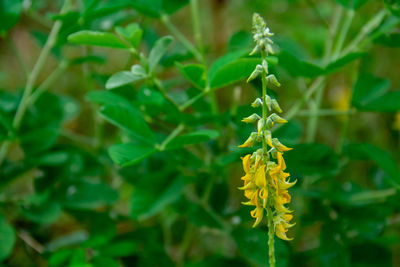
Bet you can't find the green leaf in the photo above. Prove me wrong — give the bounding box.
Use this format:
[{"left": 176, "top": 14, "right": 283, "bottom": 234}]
[
  {"left": 344, "top": 143, "right": 400, "bottom": 187},
  {"left": 232, "top": 227, "right": 289, "bottom": 267},
  {"left": 351, "top": 73, "right": 400, "bottom": 111},
  {"left": 165, "top": 129, "right": 219, "bottom": 150},
  {"left": 0, "top": 215, "right": 15, "bottom": 261},
  {"left": 97, "top": 241, "right": 137, "bottom": 257},
  {"left": 91, "top": 256, "right": 120, "bottom": 267},
  {"left": 0, "top": 0, "right": 22, "bottom": 33},
  {"left": 129, "top": 0, "right": 189, "bottom": 17},
  {"left": 105, "top": 69, "right": 146, "bottom": 90},
  {"left": 374, "top": 33, "right": 400, "bottom": 47},
  {"left": 21, "top": 202, "right": 61, "bottom": 225},
  {"left": 209, "top": 58, "right": 261, "bottom": 89},
  {"left": 67, "top": 30, "right": 129, "bottom": 49},
  {"left": 85, "top": 90, "right": 132, "bottom": 108},
  {"left": 208, "top": 50, "right": 249, "bottom": 82},
  {"left": 59, "top": 182, "right": 118, "bottom": 210},
  {"left": 176, "top": 63, "right": 206, "bottom": 90},
  {"left": 148, "top": 36, "right": 174, "bottom": 73},
  {"left": 20, "top": 127, "right": 59, "bottom": 155},
  {"left": 100, "top": 104, "right": 154, "bottom": 142},
  {"left": 324, "top": 53, "right": 365, "bottom": 74},
  {"left": 285, "top": 143, "right": 339, "bottom": 176},
  {"left": 335, "top": 0, "right": 369, "bottom": 10},
  {"left": 131, "top": 177, "right": 184, "bottom": 220},
  {"left": 108, "top": 143, "right": 156, "bottom": 166},
  {"left": 115, "top": 23, "right": 143, "bottom": 48},
  {"left": 278, "top": 50, "right": 323, "bottom": 78}
]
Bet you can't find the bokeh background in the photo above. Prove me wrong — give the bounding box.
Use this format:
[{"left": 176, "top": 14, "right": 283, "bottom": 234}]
[{"left": 1, "top": 0, "right": 400, "bottom": 266}]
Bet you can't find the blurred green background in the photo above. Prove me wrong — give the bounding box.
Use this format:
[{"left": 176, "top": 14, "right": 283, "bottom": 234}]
[{"left": 1, "top": 0, "right": 400, "bottom": 266}]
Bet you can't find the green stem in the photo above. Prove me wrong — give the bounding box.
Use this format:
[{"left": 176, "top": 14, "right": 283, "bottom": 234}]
[
  {"left": 153, "top": 78, "right": 181, "bottom": 111},
  {"left": 179, "top": 88, "right": 209, "bottom": 111},
  {"left": 159, "top": 123, "right": 185, "bottom": 151},
  {"left": 267, "top": 204, "right": 276, "bottom": 267},
  {"left": 297, "top": 109, "right": 354, "bottom": 117},
  {"left": 190, "top": 0, "right": 204, "bottom": 61},
  {"left": 332, "top": 9, "right": 355, "bottom": 60},
  {"left": 0, "top": 0, "right": 71, "bottom": 166},
  {"left": 305, "top": 79, "right": 326, "bottom": 142},
  {"left": 161, "top": 14, "right": 203, "bottom": 62},
  {"left": 341, "top": 9, "right": 388, "bottom": 56}
]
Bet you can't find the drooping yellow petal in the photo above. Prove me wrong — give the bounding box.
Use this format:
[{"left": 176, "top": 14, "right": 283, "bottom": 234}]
[
  {"left": 241, "top": 154, "right": 251, "bottom": 173},
  {"left": 277, "top": 152, "right": 286, "bottom": 170},
  {"left": 255, "top": 165, "right": 266, "bottom": 188}
]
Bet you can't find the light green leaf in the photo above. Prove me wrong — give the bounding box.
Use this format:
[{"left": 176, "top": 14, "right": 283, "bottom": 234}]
[
  {"left": 0, "top": 0, "right": 22, "bottom": 33},
  {"left": 0, "top": 215, "right": 15, "bottom": 261},
  {"left": 278, "top": 50, "right": 323, "bottom": 78},
  {"left": 85, "top": 90, "right": 132, "bottom": 108},
  {"left": 100, "top": 104, "right": 154, "bottom": 142},
  {"left": 208, "top": 49, "right": 249, "bottom": 81},
  {"left": 209, "top": 58, "right": 261, "bottom": 89},
  {"left": 106, "top": 70, "right": 146, "bottom": 90},
  {"left": 165, "top": 129, "right": 219, "bottom": 150},
  {"left": 68, "top": 30, "right": 129, "bottom": 49},
  {"left": 325, "top": 53, "right": 365, "bottom": 74},
  {"left": 108, "top": 143, "right": 156, "bottom": 166},
  {"left": 115, "top": 23, "right": 143, "bottom": 48},
  {"left": 176, "top": 63, "right": 206, "bottom": 89},
  {"left": 148, "top": 36, "right": 174, "bottom": 73}
]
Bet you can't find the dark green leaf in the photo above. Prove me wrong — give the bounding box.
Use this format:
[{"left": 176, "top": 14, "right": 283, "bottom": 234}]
[
  {"left": 108, "top": 143, "right": 156, "bottom": 166},
  {"left": 0, "top": 215, "right": 15, "bottom": 261},
  {"left": 115, "top": 23, "right": 143, "bottom": 48},
  {"left": 176, "top": 63, "right": 206, "bottom": 89},
  {"left": 21, "top": 202, "right": 61, "bottom": 225},
  {"left": 131, "top": 177, "right": 184, "bottom": 219},
  {"left": 148, "top": 36, "right": 174, "bottom": 73},
  {"left": 208, "top": 50, "right": 250, "bottom": 82},
  {"left": 325, "top": 53, "right": 365, "bottom": 74},
  {"left": 68, "top": 30, "right": 129, "bottom": 49},
  {"left": 59, "top": 182, "right": 118, "bottom": 210},
  {"left": 335, "top": 0, "right": 369, "bottom": 10},
  {"left": 374, "top": 33, "right": 400, "bottom": 47},
  {"left": 278, "top": 50, "right": 323, "bottom": 78},
  {"left": 209, "top": 58, "right": 261, "bottom": 89},
  {"left": 85, "top": 90, "right": 132, "bottom": 108},
  {"left": 0, "top": 0, "right": 22, "bottom": 33},
  {"left": 97, "top": 241, "right": 137, "bottom": 257},
  {"left": 344, "top": 143, "right": 400, "bottom": 187},
  {"left": 100, "top": 104, "right": 154, "bottom": 142},
  {"left": 165, "top": 129, "right": 219, "bottom": 150}
]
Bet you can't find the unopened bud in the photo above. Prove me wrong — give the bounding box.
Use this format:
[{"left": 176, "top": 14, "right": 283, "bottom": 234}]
[
  {"left": 272, "top": 138, "right": 292, "bottom": 152},
  {"left": 264, "top": 95, "right": 272, "bottom": 111},
  {"left": 250, "top": 45, "right": 260, "bottom": 56},
  {"left": 271, "top": 99, "right": 282, "bottom": 113},
  {"left": 266, "top": 74, "right": 281, "bottom": 87},
  {"left": 242, "top": 113, "right": 261, "bottom": 123},
  {"left": 262, "top": 59, "right": 269, "bottom": 74},
  {"left": 251, "top": 98, "right": 263, "bottom": 108},
  {"left": 247, "top": 65, "right": 263, "bottom": 82},
  {"left": 257, "top": 118, "right": 265, "bottom": 136},
  {"left": 238, "top": 132, "right": 258, "bottom": 148},
  {"left": 264, "top": 130, "right": 273, "bottom": 147},
  {"left": 266, "top": 117, "right": 274, "bottom": 129},
  {"left": 270, "top": 147, "right": 277, "bottom": 159},
  {"left": 269, "top": 113, "right": 287, "bottom": 124},
  {"left": 266, "top": 44, "right": 275, "bottom": 55},
  {"left": 254, "top": 148, "right": 263, "bottom": 168}
]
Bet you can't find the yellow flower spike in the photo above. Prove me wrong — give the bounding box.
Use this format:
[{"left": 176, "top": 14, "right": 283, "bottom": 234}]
[
  {"left": 278, "top": 178, "right": 297, "bottom": 190},
  {"left": 238, "top": 181, "right": 256, "bottom": 191},
  {"left": 264, "top": 130, "right": 273, "bottom": 147},
  {"left": 251, "top": 206, "right": 264, "bottom": 228},
  {"left": 283, "top": 214, "right": 293, "bottom": 222},
  {"left": 275, "top": 223, "right": 293, "bottom": 241}
]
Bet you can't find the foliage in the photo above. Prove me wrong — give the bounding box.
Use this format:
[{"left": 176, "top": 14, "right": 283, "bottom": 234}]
[{"left": 1, "top": 0, "right": 400, "bottom": 266}]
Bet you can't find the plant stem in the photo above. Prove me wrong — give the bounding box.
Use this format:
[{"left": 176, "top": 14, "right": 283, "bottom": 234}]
[
  {"left": 341, "top": 9, "right": 388, "bottom": 56},
  {"left": 159, "top": 123, "right": 185, "bottom": 151},
  {"left": 297, "top": 109, "right": 354, "bottom": 117},
  {"left": 161, "top": 14, "right": 203, "bottom": 62},
  {"left": 190, "top": 0, "right": 204, "bottom": 61},
  {"left": 0, "top": 0, "right": 71, "bottom": 166},
  {"left": 332, "top": 9, "right": 355, "bottom": 60},
  {"left": 153, "top": 78, "right": 181, "bottom": 111},
  {"left": 261, "top": 50, "right": 275, "bottom": 266},
  {"left": 179, "top": 88, "right": 209, "bottom": 111}
]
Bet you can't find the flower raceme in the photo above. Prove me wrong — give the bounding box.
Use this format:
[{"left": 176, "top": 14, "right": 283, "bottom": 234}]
[{"left": 238, "top": 13, "right": 296, "bottom": 241}]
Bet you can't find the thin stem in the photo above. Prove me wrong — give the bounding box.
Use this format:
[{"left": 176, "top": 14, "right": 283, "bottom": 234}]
[
  {"left": 161, "top": 14, "right": 203, "bottom": 62},
  {"left": 297, "top": 109, "right": 354, "bottom": 117},
  {"left": 8, "top": 37, "right": 30, "bottom": 78},
  {"left": 267, "top": 204, "right": 276, "bottom": 267},
  {"left": 179, "top": 89, "right": 208, "bottom": 111},
  {"left": 153, "top": 78, "right": 181, "bottom": 111},
  {"left": 190, "top": 0, "right": 204, "bottom": 61},
  {"left": 332, "top": 9, "right": 355, "bottom": 60},
  {"left": 0, "top": 0, "right": 71, "bottom": 166},
  {"left": 305, "top": 79, "right": 326, "bottom": 142},
  {"left": 323, "top": 5, "right": 343, "bottom": 64},
  {"left": 159, "top": 123, "right": 185, "bottom": 151},
  {"left": 341, "top": 9, "right": 388, "bottom": 56}
]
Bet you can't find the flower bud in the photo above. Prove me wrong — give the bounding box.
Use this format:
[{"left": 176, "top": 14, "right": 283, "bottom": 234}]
[
  {"left": 272, "top": 138, "right": 292, "bottom": 152},
  {"left": 266, "top": 44, "right": 275, "bottom": 55},
  {"left": 264, "top": 95, "right": 272, "bottom": 111},
  {"left": 264, "top": 130, "right": 273, "bottom": 147},
  {"left": 257, "top": 118, "right": 265, "bottom": 136},
  {"left": 266, "top": 74, "right": 281, "bottom": 87},
  {"left": 266, "top": 117, "right": 274, "bottom": 129},
  {"left": 269, "top": 113, "right": 287, "bottom": 124},
  {"left": 238, "top": 132, "right": 258, "bottom": 148},
  {"left": 247, "top": 65, "right": 263, "bottom": 82},
  {"left": 250, "top": 45, "right": 260, "bottom": 56},
  {"left": 262, "top": 59, "right": 269, "bottom": 74},
  {"left": 251, "top": 98, "right": 263, "bottom": 108},
  {"left": 271, "top": 99, "right": 282, "bottom": 113},
  {"left": 241, "top": 113, "right": 261, "bottom": 123}
]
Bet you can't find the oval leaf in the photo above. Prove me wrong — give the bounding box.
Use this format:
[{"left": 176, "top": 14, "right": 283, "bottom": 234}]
[
  {"left": 108, "top": 143, "right": 156, "bottom": 166},
  {"left": 68, "top": 30, "right": 129, "bottom": 49}
]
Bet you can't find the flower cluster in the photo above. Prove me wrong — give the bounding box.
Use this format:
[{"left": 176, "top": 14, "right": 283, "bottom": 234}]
[{"left": 238, "top": 13, "right": 296, "bottom": 241}]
